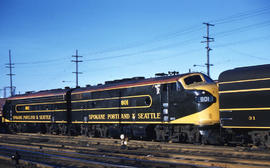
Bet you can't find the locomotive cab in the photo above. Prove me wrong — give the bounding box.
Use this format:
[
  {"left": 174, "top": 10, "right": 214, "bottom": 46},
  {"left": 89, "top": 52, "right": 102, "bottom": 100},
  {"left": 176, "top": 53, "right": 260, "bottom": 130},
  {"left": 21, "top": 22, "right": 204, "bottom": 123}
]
[
  {"left": 150, "top": 73, "right": 221, "bottom": 144},
  {"left": 168, "top": 73, "right": 219, "bottom": 126}
]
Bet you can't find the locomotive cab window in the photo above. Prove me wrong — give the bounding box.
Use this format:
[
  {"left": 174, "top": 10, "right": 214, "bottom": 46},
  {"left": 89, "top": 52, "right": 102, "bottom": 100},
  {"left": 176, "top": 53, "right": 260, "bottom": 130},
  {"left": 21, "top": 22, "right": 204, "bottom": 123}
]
[{"left": 184, "top": 75, "right": 203, "bottom": 85}]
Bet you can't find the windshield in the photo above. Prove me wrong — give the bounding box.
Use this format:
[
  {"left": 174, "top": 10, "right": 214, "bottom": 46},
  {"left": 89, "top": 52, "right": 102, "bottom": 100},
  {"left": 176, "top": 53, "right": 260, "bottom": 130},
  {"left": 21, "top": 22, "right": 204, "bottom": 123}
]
[{"left": 184, "top": 75, "right": 203, "bottom": 85}]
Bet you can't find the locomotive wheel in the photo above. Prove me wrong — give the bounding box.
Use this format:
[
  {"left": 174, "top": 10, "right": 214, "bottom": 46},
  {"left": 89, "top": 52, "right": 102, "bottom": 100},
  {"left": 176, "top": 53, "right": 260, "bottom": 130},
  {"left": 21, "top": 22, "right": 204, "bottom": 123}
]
[
  {"left": 250, "top": 131, "right": 270, "bottom": 148},
  {"left": 59, "top": 124, "right": 68, "bottom": 135},
  {"left": 263, "top": 131, "right": 270, "bottom": 148},
  {"left": 154, "top": 125, "right": 169, "bottom": 141}
]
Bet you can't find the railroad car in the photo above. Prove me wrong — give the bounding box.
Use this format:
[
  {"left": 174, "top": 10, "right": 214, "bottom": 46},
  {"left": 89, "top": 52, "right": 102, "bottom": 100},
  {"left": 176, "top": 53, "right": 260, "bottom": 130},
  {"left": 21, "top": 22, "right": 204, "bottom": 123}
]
[
  {"left": 70, "top": 73, "right": 220, "bottom": 143},
  {"left": 2, "top": 88, "right": 70, "bottom": 133},
  {"left": 1, "top": 72, "right": 220, "bottom": 143},
  {"left": 219, "top": 64, "right": 270, "bottom": 147},
  {"left": 0, "top": 98, "right": 6, "bottom": 119},
  {"left": 0, "top": 98, "right": 7, "bottom": 132}
]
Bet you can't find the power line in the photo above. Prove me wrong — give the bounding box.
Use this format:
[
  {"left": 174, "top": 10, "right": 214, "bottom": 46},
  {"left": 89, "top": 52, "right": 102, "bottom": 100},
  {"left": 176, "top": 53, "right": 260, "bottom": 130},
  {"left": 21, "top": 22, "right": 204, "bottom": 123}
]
[
  {"left": 84, "top": 10, "right": 269, "bottom": 63},
  {"left": 85, "top": 25, "right": 204, "bottom": 57},
  {"left": 214, "top": 20, "right": 270, "bottom": 38},
  {"left": 83, "top": 48, "right": 203, "bottom": 73},
  {"left": 8, "top": 7, "right": 270, "bottom": 67},
  {"left": 3, "top": 6, "right": 269, "bottom": 71},
  {"left": 84, "top": 18, "right": 268, "bottom": 63},
  {"left": 84, "top": 36, "right": 200, "bottom": 62},
  {"left": 5, "top": 50, "right": 15, "bottom": 96},
  {"left": 223, "top": 47, "right": 270, "bottom": 61},
  {"left": 85, "top": 6, "right": 270, "bottom": 57},
  {"left": 211, "top": 6, "right": 270, "bottom": 25},
  {"left": 72, "top": 50, "right": 83, "bottom": 87},
  {"left": 15, "top": 57, "right": 70, "bottom": 65},
  {"left": 201, "top": 23, "right": 214, "bottom": 77},
  {"left": 214, "top": 34, "right": 270, "bottom": 48}
]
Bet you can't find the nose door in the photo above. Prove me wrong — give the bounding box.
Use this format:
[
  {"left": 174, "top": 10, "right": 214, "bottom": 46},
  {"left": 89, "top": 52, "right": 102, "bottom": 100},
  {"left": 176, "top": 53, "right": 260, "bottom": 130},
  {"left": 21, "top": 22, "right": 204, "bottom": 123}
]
[
  {"left": 161, "top": 84, "right": 169, "bottom": 122},
  {"left": 161, "top": 82, "right": 181, "bottom": 122}
]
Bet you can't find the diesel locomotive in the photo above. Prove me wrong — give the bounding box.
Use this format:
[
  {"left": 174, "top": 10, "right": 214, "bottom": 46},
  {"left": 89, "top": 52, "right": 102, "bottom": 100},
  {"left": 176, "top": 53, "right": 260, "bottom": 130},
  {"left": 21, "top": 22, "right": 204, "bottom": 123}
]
[
  {"left": 1, "top": 72, "right": 220, "bottom": 144},
  {"left": 219, "top": 64, "right": 270, "bottom": 147},
  {"left": 3, "top": 64, "right": 270, "bottom": 147}
]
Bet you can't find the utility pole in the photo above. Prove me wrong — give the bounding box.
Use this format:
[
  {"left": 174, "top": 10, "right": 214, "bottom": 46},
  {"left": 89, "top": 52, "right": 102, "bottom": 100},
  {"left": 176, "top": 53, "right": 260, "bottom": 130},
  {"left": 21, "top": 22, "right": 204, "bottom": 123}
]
[
  {"left": 72, "top": 50, "right": 83, "bottom": 87},
  {"left": 6, "top": 50, "right": 15, "bottom": 96},
  {"left": 201, "top": 22, "right": 214, "bottom": 77}
]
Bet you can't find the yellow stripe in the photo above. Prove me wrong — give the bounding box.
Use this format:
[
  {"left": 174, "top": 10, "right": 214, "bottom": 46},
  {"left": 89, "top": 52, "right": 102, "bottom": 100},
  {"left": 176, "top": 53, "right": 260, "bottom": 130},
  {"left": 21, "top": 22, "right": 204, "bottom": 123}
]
[
  {"left": 73, "top": 73, "right": 204, "bottom": 95},
  {"left": 9, "top": 93, "right": 65, "bottom": 100},
  {"left": 16, "top": 110, "right": 65, "bottom": 113},
  {"left": 72, "top": 95, "right": 151, "bottom": 103},
  {"left": 16, "top": 101, "right": 66, "bottom": 113},
  {"left": 4, "top": 117, "right": 164, "bottom": 124},
  {"left": 72, "top": 97, "right": 119, "bottom": 103},
  {"left": 223, "top": 126, "right": 270, "bottom": 129},
  {"left": 4, "top": 120, "right": 67, "bottom": 123},
  {"left": 218, "top": 77, "right": 270, "bottom": 85},
  {"left": 2, "top": 117, "right": 67, "bottom": 123},
  {"left": 72, "top": 81, "right": 177, "bottom": 95},
  {"left": 16, "top": 95, "right": 153, "bottom": 113},
  {"left": 72, "top": 95, "right": 152, "bottom": 111},
  {"left": 16, "top": 101, "right": 65, "bottom": 106},
  {"left": 219, "top": 87, "right": 270, "bottom": 94},
  {"left": 72, "top": 105, "right": 151, "bottom": 111},
  {"left": 220, "top": 107, "right": 270, "bottom": 111}
]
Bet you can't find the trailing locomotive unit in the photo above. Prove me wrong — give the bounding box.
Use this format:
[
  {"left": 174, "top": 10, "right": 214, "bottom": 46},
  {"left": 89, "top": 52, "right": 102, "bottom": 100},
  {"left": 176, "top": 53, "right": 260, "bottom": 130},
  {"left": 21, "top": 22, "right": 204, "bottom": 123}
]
[
  {"left": 70, "top": 72, "right": 219, "bottom": 143},
  {"left": 219, "top": 64, "right": 270, "bottom": 147},
  {"left": 2, "top": 88, "right": 71, "bottom": 134},
  {"left": 2, "top": 72, "right": 220, "bottom": 143}
]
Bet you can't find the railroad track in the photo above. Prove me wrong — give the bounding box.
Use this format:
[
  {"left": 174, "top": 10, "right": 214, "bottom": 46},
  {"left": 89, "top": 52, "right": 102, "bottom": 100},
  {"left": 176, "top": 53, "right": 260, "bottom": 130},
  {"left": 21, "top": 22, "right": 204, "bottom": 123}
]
[{"left": 0, "top": 133, "right": 270, "bottom": 168}]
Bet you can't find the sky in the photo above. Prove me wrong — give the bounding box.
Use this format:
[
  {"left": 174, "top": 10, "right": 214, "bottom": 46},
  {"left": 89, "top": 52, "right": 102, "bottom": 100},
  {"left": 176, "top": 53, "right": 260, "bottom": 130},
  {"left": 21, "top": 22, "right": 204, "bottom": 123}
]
[{"left": 0, "top": 0, "right": 270, "bottom": 97}]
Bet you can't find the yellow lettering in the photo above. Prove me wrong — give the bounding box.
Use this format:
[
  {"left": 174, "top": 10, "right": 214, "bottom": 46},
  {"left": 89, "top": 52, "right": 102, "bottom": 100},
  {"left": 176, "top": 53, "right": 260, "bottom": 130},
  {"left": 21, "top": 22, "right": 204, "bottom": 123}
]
[
  {"left": 138, "top": 113, "right": 161, "bottom": 120},
  {"left": 121, "top": 113, "right": 130, "bottom": 119},
  {"left": 39, "top": 115, "right": 51, "bottom": 120},
  {"left": 107, "top": 114, "right": 118, "bottom": 119},
  {"left": 88, "top": 114, "right": 105, "bottom": 120},
  {"left": 156, "top": 113, "right": 161, "bottom": 119},
  {"left": 23, "top": 115, "right": 36, "bottom": 120},
  {"left": 138, "top": 113, "right": 143, "bottom": 119},
  {"left": 121, "top": 100, "right": 129, "bottom": 106},
  {"left": 107, "top": 113, "right": 130, "bottom": 120},
  {"left": 13, "top": 116, "right": 22, "bottom": 120}
]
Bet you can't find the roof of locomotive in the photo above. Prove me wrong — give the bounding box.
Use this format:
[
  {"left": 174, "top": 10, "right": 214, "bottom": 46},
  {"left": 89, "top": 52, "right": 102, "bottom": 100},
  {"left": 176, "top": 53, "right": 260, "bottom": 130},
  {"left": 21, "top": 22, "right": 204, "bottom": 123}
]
[
  {"left": 7, "top": 72, "right": 204, "bottom": 99},
  {"left": 218, "top": 64, "right": 270, "bottom": 83},
  {"left": 72, "top": 72, "right": 194, "bottom": 94},
  {"left": 7, "top": 88, "right": 69, "bottom": 100}
]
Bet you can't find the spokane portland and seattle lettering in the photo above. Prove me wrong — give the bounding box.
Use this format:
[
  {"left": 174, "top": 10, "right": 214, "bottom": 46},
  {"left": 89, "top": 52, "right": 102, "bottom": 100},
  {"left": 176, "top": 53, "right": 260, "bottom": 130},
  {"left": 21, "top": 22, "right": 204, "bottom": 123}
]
[
  {"left": 89, "top": 112, "right": 161, "bottom": 120},
  {"left": 12, "top": 112, "right": 161, "bottom": 121}
]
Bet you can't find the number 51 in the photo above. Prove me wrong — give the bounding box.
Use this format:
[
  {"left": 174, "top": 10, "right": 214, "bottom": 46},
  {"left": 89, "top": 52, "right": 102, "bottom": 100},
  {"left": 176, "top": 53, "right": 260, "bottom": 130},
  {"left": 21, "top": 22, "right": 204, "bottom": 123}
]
[{"left": 248, "top": 116, "right": 256, "bottom": 120}]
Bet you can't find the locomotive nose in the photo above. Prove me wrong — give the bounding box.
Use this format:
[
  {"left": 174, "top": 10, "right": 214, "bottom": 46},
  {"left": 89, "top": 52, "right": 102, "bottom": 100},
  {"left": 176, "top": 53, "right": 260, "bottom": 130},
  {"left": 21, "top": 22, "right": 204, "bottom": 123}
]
[
  {"left": 195, "top": 90, "right": 216, "bottom": 104},
  {"left": 195, "top": 84, "right": 219, "bottom": 126}
]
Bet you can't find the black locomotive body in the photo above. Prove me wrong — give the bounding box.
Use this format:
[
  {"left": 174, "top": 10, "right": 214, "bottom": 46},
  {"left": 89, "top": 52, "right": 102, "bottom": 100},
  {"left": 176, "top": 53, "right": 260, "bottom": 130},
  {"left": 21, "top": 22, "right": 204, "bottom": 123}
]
[
  {"left": 2, "top": 72, "right": 220, "bottom": 143},
  {"left": 2, "top": 64, "right": 270, "bottom": 147},
  {"left": 219, "top": 64, "right": 270, "bottom": 146},
  {"left": 70, "top": 73, "right": 220, "bottom": 141},
  {"left": 2, "top": 89, "right": 70, "bottom": 133},
  {"left": 71, "top": 74, "right": 218, "bottom": 124}
]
